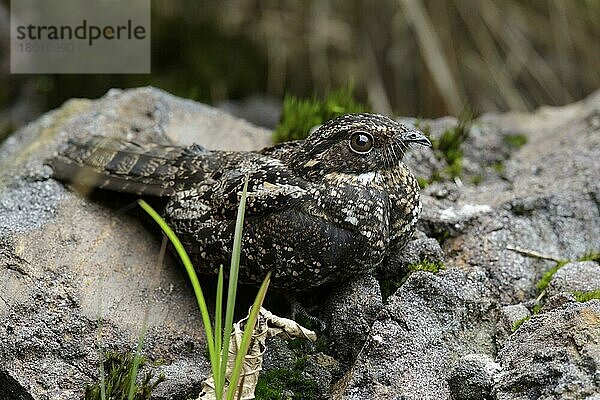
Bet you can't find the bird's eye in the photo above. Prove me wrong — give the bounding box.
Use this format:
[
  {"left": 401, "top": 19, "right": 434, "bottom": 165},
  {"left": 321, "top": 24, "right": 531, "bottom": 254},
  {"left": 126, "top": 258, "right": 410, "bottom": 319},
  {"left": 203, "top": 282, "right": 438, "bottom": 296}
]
[{"left": 349, "top": 132, "right": 374, "bottom": 154}]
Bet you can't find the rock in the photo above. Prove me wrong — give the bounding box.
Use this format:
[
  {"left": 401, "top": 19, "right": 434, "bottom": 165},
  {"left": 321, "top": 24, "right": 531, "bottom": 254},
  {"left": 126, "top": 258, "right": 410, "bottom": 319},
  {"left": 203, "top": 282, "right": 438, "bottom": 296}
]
[
  {"left": 217, "top": 95, "right": 282, "bottom": 129},
  {"left": 541, "top": 292, "right": 578, "bottom": 313},
  {"left": 447, "top": 354, "right": 500, "bottom": 400},
  {"left": 262, "top": 336, "right": 298, "bottom": 371},
  {"left": 379, "top": 236, "right": 444, "bottom": 277},
  {"left": 0, "top": 87, "right": 271, "bottom": 399},
  {"left": 547, "top": 261, "right": 600, "bottom": 298},
  {"left": 324, "top": 275, "right": 383, "bottom": 363},
  {"left": 493, "top": 301, "right": 600, "bottom": 400},
  {"left": 333, "top": 270, "right": 496, "bottom": 399},
  {"left": 496, "top": 304, "right": 531, "bottom": 345},
  {"left": 260, "top": 337, "right": 337, "bottom": 400}
]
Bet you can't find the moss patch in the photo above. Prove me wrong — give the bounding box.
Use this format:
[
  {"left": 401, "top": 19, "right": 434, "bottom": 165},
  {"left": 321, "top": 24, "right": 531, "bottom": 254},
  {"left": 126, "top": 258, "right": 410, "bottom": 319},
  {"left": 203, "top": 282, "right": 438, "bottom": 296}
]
[
  {"left": 470, "top": 174, "right": 483, "bottom": 186},
  {"left": 408, "top": 260, "right": 445, "bottom": 274},
  {"left": 84, "top": 351, "right": 164, "bottom": 400},
  {"left": 579, "top": 251, "right": 600, "bottom": 263},
  {"left": 273, "top": 86, "right": 370, "bottom": 143},
  {"left": 504, "top": 134, "right": 528, "bottom": 149},
  {"left": 573, "top": 290, "right": 600, "bottom": 302},
  {"left": 255, "top": 357, "right": 319, "bottom": 400},
  {"left": 435, "top": 118, "right": 470, "bottom": 178},
  {"left": 533, "top": 250, "right": 599, "bottom": 313},
  {"left": 511, "top": 316, "right": 530, "bottom": 332},
  {"left": 536, "top": 260, "right": 569, "bottom": 294}
]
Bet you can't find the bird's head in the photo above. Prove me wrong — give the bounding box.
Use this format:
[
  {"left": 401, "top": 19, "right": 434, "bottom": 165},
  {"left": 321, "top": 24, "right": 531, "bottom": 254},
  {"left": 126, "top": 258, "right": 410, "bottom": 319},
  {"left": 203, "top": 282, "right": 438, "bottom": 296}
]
[{"left": 295, "top": 113, "right": 431, "bottom": 178}]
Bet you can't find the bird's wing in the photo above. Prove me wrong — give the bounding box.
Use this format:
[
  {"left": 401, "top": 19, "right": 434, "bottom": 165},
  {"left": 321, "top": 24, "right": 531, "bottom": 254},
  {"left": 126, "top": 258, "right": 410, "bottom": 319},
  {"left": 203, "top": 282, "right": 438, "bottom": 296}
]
[{"left": 49, "top": 135, "right": 211, "bottom": 197}]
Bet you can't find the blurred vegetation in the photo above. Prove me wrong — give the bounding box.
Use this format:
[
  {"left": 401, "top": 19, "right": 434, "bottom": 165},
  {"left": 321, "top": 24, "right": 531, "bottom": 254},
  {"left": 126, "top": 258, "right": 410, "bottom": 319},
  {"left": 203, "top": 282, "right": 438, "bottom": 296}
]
[
  {"left": 1, "top": 0, "right": 600, "bottom": 141},
  {"left": 273, "top": 86, "right": 370, "bottom": 142},
  {"left": 84, "top": 351, "right": 164, "bottom": 400}
]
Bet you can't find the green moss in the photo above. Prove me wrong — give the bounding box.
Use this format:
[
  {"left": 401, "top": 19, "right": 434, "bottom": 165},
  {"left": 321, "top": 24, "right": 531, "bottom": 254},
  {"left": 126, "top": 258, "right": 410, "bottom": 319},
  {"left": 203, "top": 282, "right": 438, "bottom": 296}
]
[
  {"left": 532, "top": 250, "right": 599, "bottom": 312},
  {"left": 273, "top": 86, "right": 370, "bottom": 143},
  {"left": 84, "top": 351, "right": 164, "bottom": 400},
  {"left": 504, "top": 134, "right": 528, "bottom": 149},
  {"left": 408, "top": 260, "right": 445, "bottom": 274},
  {"left": 492, "top": 162, "right": 505, "bottom": 173},
  {"left": 470, "top": 175, "right": 483, "bottom": 185},
  {"left": 255, "top": 357, "right": 319, "bottom": 400},
  {"left": 287, "top": 338, "right": 306, "bottom": 352},
  {"left": 430, "top": 229, "right": 451, "bottom": 244},
  {"left": 578, "top": 251, "right": 600, "bottom": 263},
  {"left": 511, "top": 316, "right": 530, "bottom": 332},
  {"left": 417, "top": 177, "right": 429, "bottom": 189},
  {"left": 573, "top": 290, "right": 600, "bottom": 302},
  {"left": 443, "top": 159, "right": 463, "bottom": 179},
  {"left": 536, "top": 260, "right": 569, "bottom": 294}
]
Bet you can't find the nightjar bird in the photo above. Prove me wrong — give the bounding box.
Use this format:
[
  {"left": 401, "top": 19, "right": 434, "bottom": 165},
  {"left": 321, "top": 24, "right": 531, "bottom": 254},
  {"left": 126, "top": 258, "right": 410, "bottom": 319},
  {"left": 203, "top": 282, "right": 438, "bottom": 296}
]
[{"left": 50, "top": 113, "right": 431, "bottom": 290}]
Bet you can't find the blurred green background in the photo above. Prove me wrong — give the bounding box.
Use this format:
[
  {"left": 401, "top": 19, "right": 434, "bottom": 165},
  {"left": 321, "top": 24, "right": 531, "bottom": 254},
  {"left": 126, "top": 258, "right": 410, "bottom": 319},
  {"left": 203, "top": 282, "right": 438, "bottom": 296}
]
[{"left": 1, "top": 0, "right": 599, "bottom": 141}]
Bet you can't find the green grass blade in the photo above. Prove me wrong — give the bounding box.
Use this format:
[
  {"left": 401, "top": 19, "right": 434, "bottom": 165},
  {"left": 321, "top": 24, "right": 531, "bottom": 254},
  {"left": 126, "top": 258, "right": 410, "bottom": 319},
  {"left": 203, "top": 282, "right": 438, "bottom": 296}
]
[
  {"left": 128, "top": 320, "right": 148, "bottom": 400},
  {"left": 226, "top": 272, "right": 271, "bottom": 400},
  {"left": 214, "top": 265, "right": 224, "bottom": 395},
  {"left": 137, "top": 200, "right": 219, "bottom": 380},
  {"left": 219, "top": 177, "right": 250, "bottom": 398}
]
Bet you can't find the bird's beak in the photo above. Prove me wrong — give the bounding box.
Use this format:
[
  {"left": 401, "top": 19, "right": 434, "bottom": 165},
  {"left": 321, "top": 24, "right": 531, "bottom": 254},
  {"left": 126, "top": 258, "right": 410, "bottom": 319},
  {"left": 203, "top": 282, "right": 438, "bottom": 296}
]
[{"left": 402, "top": 130, "right": 432, "bottom": 147}]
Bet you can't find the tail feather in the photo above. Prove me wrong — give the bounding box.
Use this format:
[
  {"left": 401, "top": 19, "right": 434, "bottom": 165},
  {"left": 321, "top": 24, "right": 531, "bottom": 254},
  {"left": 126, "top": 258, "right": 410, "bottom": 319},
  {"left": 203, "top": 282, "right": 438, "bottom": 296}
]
[{"left": 49, "top": 136, "right": 208, "bottom": 196}]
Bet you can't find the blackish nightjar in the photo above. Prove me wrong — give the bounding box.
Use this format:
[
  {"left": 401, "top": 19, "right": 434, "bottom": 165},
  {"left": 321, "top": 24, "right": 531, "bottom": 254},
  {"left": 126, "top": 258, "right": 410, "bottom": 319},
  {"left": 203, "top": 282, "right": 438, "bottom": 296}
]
[{"left": 49, "top": 113, "right": 431, "bottom": 290}]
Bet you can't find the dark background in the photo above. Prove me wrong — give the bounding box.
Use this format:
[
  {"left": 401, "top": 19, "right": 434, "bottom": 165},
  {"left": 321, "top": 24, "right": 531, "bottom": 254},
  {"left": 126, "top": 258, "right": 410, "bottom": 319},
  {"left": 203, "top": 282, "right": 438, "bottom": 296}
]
[{"left": 1, "top": 0, "right": 599, "bottom": 141}]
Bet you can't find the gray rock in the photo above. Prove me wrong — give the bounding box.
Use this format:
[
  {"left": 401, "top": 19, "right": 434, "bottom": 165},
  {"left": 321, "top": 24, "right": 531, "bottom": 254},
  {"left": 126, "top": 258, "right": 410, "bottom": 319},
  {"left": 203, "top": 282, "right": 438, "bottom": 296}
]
[
  {"left": 541, "top": 292, "right": 578, "bottom": 313},
  {"left": 447, "top": 354, "right": 500, "bottom": 400},
  {"left": 324, "top": 275, "right": 383, "bottom": 363},
  {"left": 262, "top": 336, "right": 298, "bottom": 372},
  {"left": 493, "top": 301, "right": 600, "bottom": 400},
  {"left": 260, "top": 337, "right": 337, "bottom": 400},
  {"left": 547, "top": 261, "right": 600, "bottom": 297},
  {"left": 380, "top": 236, "right": 444, "bottom": 277},
  {"left": 496, "top": 304, "right": 531, "bottom": 345},
  {"left": 333, "top": 270, "right": 496, "bottom": 399},
  {"left": 0, "top": 87, "right": 271, "bottom": 399},
  {"left": 217, "top": 95, "right": 282, "bottom": 129}
]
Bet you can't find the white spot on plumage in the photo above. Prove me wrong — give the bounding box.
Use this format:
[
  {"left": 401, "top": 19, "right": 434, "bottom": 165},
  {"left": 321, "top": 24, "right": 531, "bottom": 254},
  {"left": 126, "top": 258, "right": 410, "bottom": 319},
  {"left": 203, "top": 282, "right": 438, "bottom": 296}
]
[
  {"left": 346, "top": 216, "right": 359, "bottom": 225},
  {"left": 356, "top": 171, "right": 377, "bottom": 184}
]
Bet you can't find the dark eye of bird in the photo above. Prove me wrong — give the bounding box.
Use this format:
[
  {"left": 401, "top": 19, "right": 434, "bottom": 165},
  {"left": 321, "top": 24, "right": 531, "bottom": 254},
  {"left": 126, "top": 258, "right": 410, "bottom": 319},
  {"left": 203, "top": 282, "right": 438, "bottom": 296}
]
[{"left": 349, "top": 131, "right": 374, "bottom": 154}]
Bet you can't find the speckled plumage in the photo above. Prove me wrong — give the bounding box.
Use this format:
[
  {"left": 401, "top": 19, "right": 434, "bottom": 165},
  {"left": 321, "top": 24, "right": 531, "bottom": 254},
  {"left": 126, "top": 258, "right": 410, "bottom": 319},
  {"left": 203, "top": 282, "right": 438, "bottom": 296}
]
[{"left": 50, "top": 113, "right": 430, "bottom": 290}]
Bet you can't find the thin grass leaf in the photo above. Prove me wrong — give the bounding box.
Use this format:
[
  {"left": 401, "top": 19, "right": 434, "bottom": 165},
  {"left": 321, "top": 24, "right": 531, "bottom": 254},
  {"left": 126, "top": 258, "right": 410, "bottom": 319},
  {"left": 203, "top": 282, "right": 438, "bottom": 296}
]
[
  {"left": 128, "top": 320, "right": 148, "bottom": 400},
  {"left": 226, "top": 272, "right": 271, "bottom": 400},
  {"left": 219, "top": 177, "right": 250, "bottom": 398},
  {"left": 137, "top": 200, "right": 219, "bottom": 381},
  {"left": 214, "top": 265, "right": 224, "bottom": 395}
]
